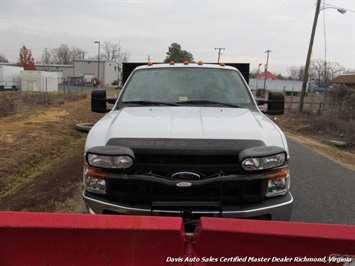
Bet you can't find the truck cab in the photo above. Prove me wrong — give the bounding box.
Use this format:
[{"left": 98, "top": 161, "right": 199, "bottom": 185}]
[{"left": 83, "top": 62, "right": 292, "bottom": 229}]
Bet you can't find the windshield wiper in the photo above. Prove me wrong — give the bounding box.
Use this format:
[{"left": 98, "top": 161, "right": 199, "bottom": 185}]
[
  {"left": 122, "top": 100, "right": 177, "bottom": 106},
  {"left": 176, "top": 100, "right": 243, "bottom": 108}
]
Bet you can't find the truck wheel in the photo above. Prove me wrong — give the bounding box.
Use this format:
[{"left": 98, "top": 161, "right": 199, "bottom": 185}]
[{"left": 12, "top": 86, "right": 17, "bottom": 91}]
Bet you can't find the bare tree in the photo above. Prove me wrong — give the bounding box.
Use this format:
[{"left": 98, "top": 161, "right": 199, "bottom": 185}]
[
  {"left": 326, "top": 61, "right": 345, "bottom": 81},
  {"left": 286, "top": 66, "right": 304, "bottom": 81},
  {"left": 70, "top": 47, "right": 86, "bottom": 61},
  {"left": 121, "top": 50, "right": 130, "bottom": 63},
  {"left": 101, "top": 42, "right": 130, "bottom": 63},
  {"left": 310, "top": 58, "right": 325, "bottom": 84},
  {"left": 310, "top": 59, "right": 346, "bottom": 84},
  {"left": 286, "top": 66, "right": 300, "bottom": 80},
  {"left": 39, "top": 48, "right": 51, "bottom": 64},
  {"left": 49, "top": 44, "right": 86, "bottom": 64},
  {"left": 50, "top": 44, "right": 71, "bottom": 64}
]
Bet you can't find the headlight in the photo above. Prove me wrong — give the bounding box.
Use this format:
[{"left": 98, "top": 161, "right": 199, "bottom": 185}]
[
  {"left": 84, "top": 164, "right": 106, "bottom": 194},
  {"left": 239, "top": 146, "right": 287, "bottom": 171},
  {"left": 86, "top": 146, "right": 135, "bottom": 169},
  {"left": 266, "top": 168, "right": 290, "bottom": 197},
  {"left": 88, "top": 154, "right": 134, "bottom": 169},
  {"left": 241, "top": 153, "right": 286, "bottom": 171}
]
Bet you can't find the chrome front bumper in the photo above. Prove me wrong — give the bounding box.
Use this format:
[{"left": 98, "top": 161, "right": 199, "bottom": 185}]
[{"left": 83, "top": 191, "right": 293, "bottom": 221}]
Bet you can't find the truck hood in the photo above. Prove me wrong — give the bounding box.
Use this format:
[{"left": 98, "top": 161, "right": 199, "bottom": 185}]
[{"left": 86, "top": 106, "right": 287, "bottom": 150}]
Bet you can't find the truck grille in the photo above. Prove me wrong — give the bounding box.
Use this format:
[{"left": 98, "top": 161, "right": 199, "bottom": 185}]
[
  {"left": 104, "top": 138, "right": 268, "bottom": 207},
  {"left": 133, "top": 154, "right": 242, "bottom": 176},
  {"left": 106, "top": 178, "right": 267, "bottom": 206}
]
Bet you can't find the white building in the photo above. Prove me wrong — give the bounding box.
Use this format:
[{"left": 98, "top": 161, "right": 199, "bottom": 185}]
[
  {"left": 20, "top": 71, "right": 58, "bottom": 92},
  {"left": 249, "top": 78, "right": 302, "bottom": 94},
  {"left": 35, "top": 64, "right": 74, "bottom": 84},
  {"left": 73, "top": 60, "right": 120, "bottom": 86}
]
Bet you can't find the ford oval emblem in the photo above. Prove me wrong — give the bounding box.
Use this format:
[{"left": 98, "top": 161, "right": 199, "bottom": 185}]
[
  {"left": 176, "top": 182, "right": 193, "bottom": 187},
  {"left": 171, "top": 172, "right": 200, "bottom": 180}
]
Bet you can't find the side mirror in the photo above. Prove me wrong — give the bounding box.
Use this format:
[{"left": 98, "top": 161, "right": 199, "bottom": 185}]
[
  {"left": 265, "top": 92, "right": 285, "bottom": 115},
  {"left": 92, "top": 89, "right": 119, "bottom": 113},
  {"left": 91, "top": 90, "right": 107, "bottom": 113}
]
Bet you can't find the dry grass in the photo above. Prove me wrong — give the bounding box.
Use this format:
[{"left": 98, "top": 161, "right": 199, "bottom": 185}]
[
  {"left": 0, "top": 93, "right": 17, "bottom": 117},
  {"left": 277, "top": 86, "right": 355, "bottom": 153},
  {"left": 0, "top": 91, "right": 87, "bottom": 118},
  {"left": 0, "top": 96, "right": 103, "bottom": 196}
]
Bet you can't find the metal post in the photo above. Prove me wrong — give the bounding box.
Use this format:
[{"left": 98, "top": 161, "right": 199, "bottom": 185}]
[
  {"left": 94, "top": 41, "right": 100, "bottom": 87},
  {"left": 45, "top": 77, "right": 48, "bottom": 107}
]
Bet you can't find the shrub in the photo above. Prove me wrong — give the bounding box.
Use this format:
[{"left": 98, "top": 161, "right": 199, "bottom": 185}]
[{"left": 314, "top": 86, "right": 355, "bottom": 146}]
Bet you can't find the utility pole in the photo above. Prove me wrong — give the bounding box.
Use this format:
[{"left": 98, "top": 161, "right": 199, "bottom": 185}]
[
  {"left": 263, "top": 50, "right": 272, "bottom": 94},
  {"left": 299, "top": 0, "right": 322, "bottom": 113},
  {"left": 214, "top": 48, "right": 225, "bottom": 63}
]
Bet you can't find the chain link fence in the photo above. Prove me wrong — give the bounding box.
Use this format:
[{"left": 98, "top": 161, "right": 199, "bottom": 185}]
[{"left": 0, "top": 84, "right": 95, "bottom": 118}]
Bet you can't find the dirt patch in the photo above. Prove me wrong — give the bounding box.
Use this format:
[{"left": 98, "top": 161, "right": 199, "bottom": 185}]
[
  {"left": 0, "top": 140, "right": 86, "bottom": 213},
  {"left": 0, "top": 96, "right": 103, "bottom": 212}
]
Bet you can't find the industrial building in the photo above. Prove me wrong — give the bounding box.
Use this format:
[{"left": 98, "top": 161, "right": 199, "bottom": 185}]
[{"left": 35, "top": 60, "right": 120, "bottom": 86}]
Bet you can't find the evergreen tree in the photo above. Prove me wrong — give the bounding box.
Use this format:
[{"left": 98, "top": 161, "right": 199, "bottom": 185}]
[{"left": 164, "top": 43, "right": 194, "bottom": 63}]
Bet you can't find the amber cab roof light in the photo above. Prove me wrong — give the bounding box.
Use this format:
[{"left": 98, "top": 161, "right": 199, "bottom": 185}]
[{"left": 169, "top": 61, "right": 175, "bottom": 65}]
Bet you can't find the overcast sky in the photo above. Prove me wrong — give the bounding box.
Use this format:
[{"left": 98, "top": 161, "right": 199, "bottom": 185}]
[{"left": 1, "top": 0, "right": 354, "bottom": 75}]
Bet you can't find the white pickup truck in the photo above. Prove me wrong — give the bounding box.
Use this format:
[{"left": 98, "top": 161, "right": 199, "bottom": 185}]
[{"left": 83, "top": 62, "right": 293, "bottom": 229}]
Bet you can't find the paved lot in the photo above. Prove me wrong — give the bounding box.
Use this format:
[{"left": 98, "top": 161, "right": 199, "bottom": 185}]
[{"left": 288, "top": 138, "right": 355, "bottom": 225}]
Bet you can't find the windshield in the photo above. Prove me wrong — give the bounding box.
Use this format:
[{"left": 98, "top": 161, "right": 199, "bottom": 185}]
[{"left": 120, "top": 67, "right": 253, "bottom": 107}]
